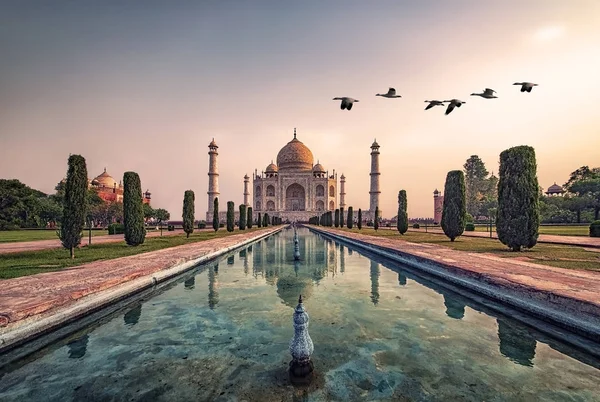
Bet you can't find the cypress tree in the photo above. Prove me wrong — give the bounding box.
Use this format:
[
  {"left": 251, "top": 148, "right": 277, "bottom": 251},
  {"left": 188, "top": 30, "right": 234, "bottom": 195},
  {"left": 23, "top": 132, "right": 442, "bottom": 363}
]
[
  {"left": 263, "top": 213, "right": 269, "bottom": 227},
  {"left": 497, "top": 146, "right": 540, "bottom": 251},
  {"left": 59, "top": 154, "right": 88, "bottom": 258},
  {"left": 397, "top": 190, "right": 408, "bottom": 235},
  {"left": 258, "top": 212, "right": 262, "bottom": 228},
  {"left": 328, "top": 211, "right": 333, "bottom": 227},
  {"left": 441, "top": 170, "right": 466, "bottom": 242},
  {"left": 212, "top": 198, "right": 219, "bottom": 232},
  {"left": 334, "top": 209, "right": 340, "bottom": 227},
  {"left": 340, "top": 206, "right": 345, "bottom": 228},
  {"left": 374, "top": 206, "right": 379, "bottom": 230},
  {"left": 227, "top": 201, "right": 234, "bottom": 232},
  {"left": 247, "top": 207, "right": 253, "bottom": 229},
  {"left": 357, "top": 209, "right": 362, "bottom": 230},
  {"left": 239, "top": 204, "right": 247, "bottom": 230},
  {"left": 123, "top": 172, "right": 146, "bottom": 246},
  {"left": 347, "top": 207, "right": 353, "bottom": 229},
  {"left": 182, "top": 190, "right": 195, "bottom": 238}
]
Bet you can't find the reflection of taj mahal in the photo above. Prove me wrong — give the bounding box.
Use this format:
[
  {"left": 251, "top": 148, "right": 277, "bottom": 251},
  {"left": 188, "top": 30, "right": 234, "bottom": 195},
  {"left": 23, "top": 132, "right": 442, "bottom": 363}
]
[{"left": 206, "top": 129, "right": 381, "bottom": 223}]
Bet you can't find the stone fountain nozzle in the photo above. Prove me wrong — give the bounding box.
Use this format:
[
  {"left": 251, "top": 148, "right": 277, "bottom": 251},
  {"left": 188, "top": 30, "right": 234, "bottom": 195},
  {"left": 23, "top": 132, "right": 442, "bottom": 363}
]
[{"left": 289, "top": 294, "right": 314, "bottom": 384}]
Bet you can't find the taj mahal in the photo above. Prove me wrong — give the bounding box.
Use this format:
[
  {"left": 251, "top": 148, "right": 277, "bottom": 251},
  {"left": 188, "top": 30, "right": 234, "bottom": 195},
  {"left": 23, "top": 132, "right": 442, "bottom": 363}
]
[{"left": 205, "top": 129, "right": 381, "bottom": 223}]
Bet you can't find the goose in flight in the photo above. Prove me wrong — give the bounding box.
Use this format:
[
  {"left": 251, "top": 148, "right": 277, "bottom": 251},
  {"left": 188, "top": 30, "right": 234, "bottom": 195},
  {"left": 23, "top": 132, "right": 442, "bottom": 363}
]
[
  {"left": 443, "top": 99, "right": 466, "bottom": 115},
  {"left": 424, "top": 100, "right": 445, "bottom": 110},
  {"left": 376, "top": 87, "right": 402, "bottom": 98},
  {"left": 470, "top": 88, "right": 497, "bottom": 99},
  {"left": 513, "top": 82, "right": 538, "bottom": 93},
  {"left": 333, "top": 97, "right": 359, "bottom": 111}
]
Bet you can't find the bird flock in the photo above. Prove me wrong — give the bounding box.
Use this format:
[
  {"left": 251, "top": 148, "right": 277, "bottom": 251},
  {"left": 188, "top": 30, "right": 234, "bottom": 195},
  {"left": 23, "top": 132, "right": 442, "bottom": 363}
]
[{"left": 333, "top": 82, "right": 538, "bottom": 115}]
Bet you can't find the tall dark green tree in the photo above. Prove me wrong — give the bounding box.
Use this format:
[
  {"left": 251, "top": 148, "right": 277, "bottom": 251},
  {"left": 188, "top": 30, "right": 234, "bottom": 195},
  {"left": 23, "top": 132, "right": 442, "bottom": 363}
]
[
  {"left": 497, "top": 146, "right": 540, "bottom": 251},
  {"left": 463, "top": 155, "right": 489, "bottom": 218},
  {"left": 340, "top": 207, "right": 345, "bottom": 228},
  {"left": 59, "top": 155, "right": 88, "bottom": 258},
  {"left": 374, "top": 207, "right": 379, "bottom": 230},
  {"left": 334, "top": 209, "right": 340, "bottom": 228},
  {"left": 123, "top": 171, "right": 146, "bottom": 246},
  {"left": 182, "top": 190, "right": 195, "bottom": 238},
  {"left": 212, "top": 198, "right": 219, "bottom": 232},
  {"left": 226, "top": 201, "right": 235, "bottom": 232},
  {"left": 397, "top": 190, "right": 408, "bottom": 235},
  {"left": 347, "top": 207, "right": 353, "bottom": 229},
  {"left": 263, "top": 213, "right": 269, "bottom": 227},
  {"left": 441, "top": 170, "right": 466, "bottom": 242},
  {"left": 247, "top": 206, "right": 253, "bottom": 229},
  {"left": 257, "top": 212, "right": 262, "bottom": 228},
  {"left": 357, "top": 209, "right": 362, "bottom": 230},
  {"left": 239, "top": 204, "right": 247, "bottom": 230}
]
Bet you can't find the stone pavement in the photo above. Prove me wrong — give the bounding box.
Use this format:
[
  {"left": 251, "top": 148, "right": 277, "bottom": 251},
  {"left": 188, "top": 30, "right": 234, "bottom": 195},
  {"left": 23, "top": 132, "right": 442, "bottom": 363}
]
[
  {"left": 0, "top": 227, "right": 280, "bottom": 333},
  {"left": 311, "top": 227, "right": 600, "bottom": 310},
  {"left": 390, "top": 227, "right": 600, "bottom": 248},
  {"left": 0, "top": 229, "right": 192, "bottom": 254}
]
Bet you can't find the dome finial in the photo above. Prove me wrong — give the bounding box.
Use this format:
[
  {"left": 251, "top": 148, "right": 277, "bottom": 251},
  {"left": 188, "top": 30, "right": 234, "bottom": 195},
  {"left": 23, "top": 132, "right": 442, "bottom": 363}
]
[
  {"left": 294, "top": 128, "right": 296, "bottom": 139},
  {"left": 103, "top": 167, "right": 106, "bottom": 173}
]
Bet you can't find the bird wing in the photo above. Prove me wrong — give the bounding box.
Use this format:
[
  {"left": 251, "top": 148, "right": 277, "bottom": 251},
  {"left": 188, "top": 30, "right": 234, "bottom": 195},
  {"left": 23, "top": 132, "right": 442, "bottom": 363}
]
[
  {"left": 425, "top": 103, "right": 435, "bottom": 110},
  {"left": 445, "top": 103, "right": 455, "bottom": 115},
  {"left": 347, "top": 102, "right": 353, "bottom": 110},
  {"left": 484, "top": 88, "right": 495, "bottom": 95},
  {"left": 388, "top": 88, "right": 396, "bottom": 96}
]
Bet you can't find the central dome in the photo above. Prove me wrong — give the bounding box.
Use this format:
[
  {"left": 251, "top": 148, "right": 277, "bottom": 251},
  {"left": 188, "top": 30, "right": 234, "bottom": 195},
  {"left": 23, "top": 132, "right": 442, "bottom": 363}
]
[{"left": 276, "top": 134, "right": 314, "bottom": 171}]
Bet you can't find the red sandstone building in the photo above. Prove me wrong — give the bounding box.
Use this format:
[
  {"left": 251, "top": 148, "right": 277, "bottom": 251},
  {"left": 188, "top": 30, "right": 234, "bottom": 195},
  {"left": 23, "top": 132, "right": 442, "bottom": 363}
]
[{"left": 89, "top": 168, "right": 151, "bottom": 205}]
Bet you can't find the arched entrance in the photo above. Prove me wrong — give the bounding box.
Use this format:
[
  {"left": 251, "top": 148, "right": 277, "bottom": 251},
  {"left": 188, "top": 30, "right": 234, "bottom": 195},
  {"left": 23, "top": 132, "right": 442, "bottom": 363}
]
[{"left": 285, "top": 183, "right": 305, "bottom": 211}]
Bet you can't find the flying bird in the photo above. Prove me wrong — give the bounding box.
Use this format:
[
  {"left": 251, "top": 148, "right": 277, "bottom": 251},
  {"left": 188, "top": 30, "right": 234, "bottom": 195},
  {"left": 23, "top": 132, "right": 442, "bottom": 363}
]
[
  {"left": 376, "top": 88, "right": 402, "bottom": 98},
  {"left": 470, "top": 88, "right": 497, "bottom": 99},
  {"left": 443, "top": 99, "right": 466, "bottom": 115},
  {"left": 513, "top": 82, "right": 538, "bottom": 93},
  {"left": 424, "top": 100, "right": 445, "bottom": 110},
  {"left": 333, "top": 97, "right": 359, "bottom": 111}
]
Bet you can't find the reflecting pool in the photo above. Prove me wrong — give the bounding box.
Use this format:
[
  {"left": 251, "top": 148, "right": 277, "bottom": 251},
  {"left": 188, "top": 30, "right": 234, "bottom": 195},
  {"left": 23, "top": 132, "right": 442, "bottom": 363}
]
[{"left": 1, "top": 227, "right": 599, "bottom": 401}]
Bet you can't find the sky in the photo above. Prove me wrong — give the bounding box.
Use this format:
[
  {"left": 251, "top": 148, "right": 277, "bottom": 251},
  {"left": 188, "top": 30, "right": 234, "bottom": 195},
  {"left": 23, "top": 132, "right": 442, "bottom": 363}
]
[{"left": 1, "top": 0, "right": 600, "bottom": 219}]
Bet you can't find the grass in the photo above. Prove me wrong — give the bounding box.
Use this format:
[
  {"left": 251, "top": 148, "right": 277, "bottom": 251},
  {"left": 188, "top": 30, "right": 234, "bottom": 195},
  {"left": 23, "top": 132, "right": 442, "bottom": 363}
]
[
  {"left": 334, "top": 228, "right": 600, "bottom": 272},
  {"left": 0, "top": 229, "right": 110, "bottom": 243},
  {"left": 0, "top": 228, "right": 264, "bottom": 280}
]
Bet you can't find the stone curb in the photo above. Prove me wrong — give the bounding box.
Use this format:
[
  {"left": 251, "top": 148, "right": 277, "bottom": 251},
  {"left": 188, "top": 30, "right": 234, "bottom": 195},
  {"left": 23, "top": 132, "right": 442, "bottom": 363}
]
[
  {"left": 309, "top": 226, "right": 600, "bottom": 344},
  {"left": 0, "top": 226, "right": 284, "bottom": 355}
]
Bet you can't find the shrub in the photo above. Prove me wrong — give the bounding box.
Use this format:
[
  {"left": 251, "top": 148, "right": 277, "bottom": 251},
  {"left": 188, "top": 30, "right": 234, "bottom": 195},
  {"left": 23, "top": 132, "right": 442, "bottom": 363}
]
[
  {"left": 108, "top": 223, "right": 124, "bottom": 235},
  {"left": 197, "top": 221, "right": 206, "bottom": 229},
  {"left": 227, "top": 201, "right": 234, "bottom": 232},
  {"left": 219, "top": 223, "right": 225, "bottom": 228},
  {"left": 397, "top": 190, "right": 408, "bottom": 235},
  {"left": 263, "top": 213, "right": 269, "bottom": 227},
  {"left": 340, "top": 207, "right": 345, "bottom": 228},
  {"left": 374, "top": 207, "right": 380, "bottom": 230},
  {"left": 123, "top": 171, "right": 146, "bottom": 246},
  {"left": 590, "top": 221, "right": 600, "bottom": 237},
  {"left": 465, "top": 223, "right": 475, "bottom": 231},
  {"left": 247, "top": 207, "right": 253, "bottom": 229},
  {"left": 239, "top": 204, "right": 247, "bottom": 230},
  {"left": 167, "top": 225, "right": 175, "bottom": 231},
  {"left": 465, "top": 213, "right": 474, "bottom": 223},
  {"left": 441, "top": 170, "right": 466, "bottom": 242},
  {"left": 357, "top": 209, "right": 362, "bottom": 230},
  {"left": 497, "top": 146, "right": 540, "bottom": 251},
  {"left": 334, "top": 209, "right": 340, "bottom": 228},
  {"left": 347, "top": 207, "right": 353, "bottom": 229},
  {"left": 59, "top": 154, "right": 88, "bottom": 258},
  {"left": 257, "top": 212, "right": 262, "bottom": 228},
  {"left": 182, "top": 190, "right": 195, "bottom": 238},
  {"left": 413, "top": 223, "right": 420, "bottom": 229},
  {"left": 212, "top": 198, "right": 219, "bottom": 232}
]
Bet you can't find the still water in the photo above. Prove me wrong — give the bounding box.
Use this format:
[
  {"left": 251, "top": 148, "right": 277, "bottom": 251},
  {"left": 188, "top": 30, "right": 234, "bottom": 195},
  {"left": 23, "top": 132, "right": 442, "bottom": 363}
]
[{"left": 1, "top": 227, "right": 599, "bottom": 401}]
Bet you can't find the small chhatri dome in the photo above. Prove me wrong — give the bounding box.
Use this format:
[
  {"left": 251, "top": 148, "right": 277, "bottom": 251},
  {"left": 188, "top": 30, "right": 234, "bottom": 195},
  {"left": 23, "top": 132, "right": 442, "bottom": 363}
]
[
  {"left": 266, "top": 161, "right": 279, "bottom": 173},
  {"left": 93, "top": 168, "right": 117, "bottom": 188},
  {"left": 276, "top": 130, "right": 314, "bottom": 171},
  {"left": 547, "top": 183, "right": 565, "bottom": 193},
  {"left": 313, "top": 161, "right": 325, "bottom": 173},
  {"left": 340, "top": 173, "right": 346, "bottom": 179},
  {"left": 209, "top": 138, "right": 218, "bottom": 148},
  {"left": 434, "top": 189, "right": 440, "bottom": 195},
  {"left": 371, "top": 139, "right": 380, "bottom": 148},
  {"left": 244, "top": 174, "right": 249, "bottom": 180}
]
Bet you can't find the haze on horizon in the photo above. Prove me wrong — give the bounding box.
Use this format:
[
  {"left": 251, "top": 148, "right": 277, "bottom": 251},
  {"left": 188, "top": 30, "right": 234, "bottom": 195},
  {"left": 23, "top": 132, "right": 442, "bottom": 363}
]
[{"left": 1, "top": 1, "right": 599, "bottom": 219}]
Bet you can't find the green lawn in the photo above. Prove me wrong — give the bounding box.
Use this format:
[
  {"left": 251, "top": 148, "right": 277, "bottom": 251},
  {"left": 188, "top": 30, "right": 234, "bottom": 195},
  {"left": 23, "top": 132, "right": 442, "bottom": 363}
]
[
  {"left": 0, "top": 228, "right": 264, "bottom": 280},
  {"left": 335, "top": 228, "right": 600, "bottom": 272},
  {"left": 471, "top": 225, "right": 590, "bottom": 237},
  {"left": 0, "top": 229, "right": 109, "bottom": 243}
]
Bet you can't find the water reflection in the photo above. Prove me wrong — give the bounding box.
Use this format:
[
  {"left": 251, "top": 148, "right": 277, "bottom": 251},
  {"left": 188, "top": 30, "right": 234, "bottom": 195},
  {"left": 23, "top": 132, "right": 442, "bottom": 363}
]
[
  {"left": 227, "top": 255, "right": 234, "bottom": 265},
  {"left": 66, "top": 334, "right": 88, "bottom": 359},
  {"left": 497, "top": 319, "right": 537, "bottom": 367},
  {"left": 339, "top": 245, "right": 345, "bottom": 273},
  {"left": 443, "top": 294, "right": 465, "bottom": 320},
  {"left": 183, "top": 277, "right": 195, "bottom": 290},
  {"left": 370, "top": 261, "right": 380, "bottom": 306},
  {"left": 208, "top": 264, "right": 219, "bottom": 309},
  {"left": 123, "top": 304, "right": 142, "bottom": 326},
  {"left": 398, "top": 272, "right": 407, "bottom": 286}
]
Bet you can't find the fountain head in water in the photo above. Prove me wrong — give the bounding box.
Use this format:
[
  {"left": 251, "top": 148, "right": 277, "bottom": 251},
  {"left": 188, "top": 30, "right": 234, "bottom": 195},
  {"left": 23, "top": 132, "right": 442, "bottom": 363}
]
[{"left": 289, "top": 294, "right": 314, "bottom": 385}]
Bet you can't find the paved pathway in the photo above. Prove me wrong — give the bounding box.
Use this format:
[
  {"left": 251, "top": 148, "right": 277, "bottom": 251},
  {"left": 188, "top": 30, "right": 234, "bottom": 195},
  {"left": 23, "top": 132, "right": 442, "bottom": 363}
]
[
  {"left": 0, "top": 229, "right": 194, "bottom": 254},
  {"left": 312, "top": 227, "right": 600, "bottom": 308},
  {"left": 0, "top": 227, "right": 280, "bottom": 331},
  {"left": 382, "top": 227, "right": 600, "bottom": 248}
]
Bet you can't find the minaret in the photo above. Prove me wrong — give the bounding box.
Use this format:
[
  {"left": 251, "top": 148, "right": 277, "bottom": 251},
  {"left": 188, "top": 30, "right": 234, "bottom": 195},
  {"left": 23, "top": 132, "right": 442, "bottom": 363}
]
[
  {"left": 433, "top": 189, "right": 444, "bottom": 224},
  {"left": 340, "top": 174, "right": 346, "bottom": 209},
  {"left": 207, "top": 139, "right": 220, "bottom": 219},
  {"left": 369, "top": 139, "right": 381, "bottom": 212},
  {"left": 243, "top": 174, "right": 250, "bottom": 206}
]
